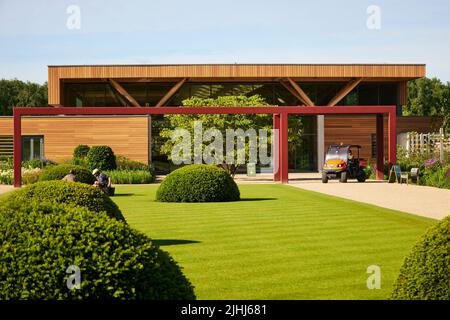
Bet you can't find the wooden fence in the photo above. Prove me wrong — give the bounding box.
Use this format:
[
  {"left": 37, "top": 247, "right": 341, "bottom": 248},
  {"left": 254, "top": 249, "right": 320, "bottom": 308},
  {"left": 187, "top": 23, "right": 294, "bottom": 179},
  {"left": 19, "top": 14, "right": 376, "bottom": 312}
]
[{"left": 406, "top": 128, "right": 449, "bottom": 162}]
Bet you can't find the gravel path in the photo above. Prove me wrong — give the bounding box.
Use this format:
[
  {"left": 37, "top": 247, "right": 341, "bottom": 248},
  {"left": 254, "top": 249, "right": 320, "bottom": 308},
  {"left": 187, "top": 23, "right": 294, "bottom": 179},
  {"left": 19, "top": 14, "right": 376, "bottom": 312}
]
[{"left": 289, "top": 179, "right": 450, "bottom": 220}]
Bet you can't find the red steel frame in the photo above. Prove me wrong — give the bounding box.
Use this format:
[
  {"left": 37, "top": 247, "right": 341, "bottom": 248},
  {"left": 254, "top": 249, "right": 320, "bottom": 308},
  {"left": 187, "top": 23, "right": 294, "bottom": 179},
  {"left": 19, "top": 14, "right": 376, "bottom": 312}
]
[{"left": 13, "top": 106, "right": 397, "bottom": 187}]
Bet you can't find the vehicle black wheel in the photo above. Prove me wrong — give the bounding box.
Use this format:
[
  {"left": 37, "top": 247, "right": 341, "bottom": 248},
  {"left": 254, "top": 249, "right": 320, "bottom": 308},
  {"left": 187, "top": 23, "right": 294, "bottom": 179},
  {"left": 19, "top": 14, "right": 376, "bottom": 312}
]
[
  {"left": 322, "top": 173, "right": 328, "bottom": 183},
  {"left": 340, "top": 171, "right": 348, "bottom": 183},
  {"left": 357, "top": 170, "right": 366, "bottom": 182}
]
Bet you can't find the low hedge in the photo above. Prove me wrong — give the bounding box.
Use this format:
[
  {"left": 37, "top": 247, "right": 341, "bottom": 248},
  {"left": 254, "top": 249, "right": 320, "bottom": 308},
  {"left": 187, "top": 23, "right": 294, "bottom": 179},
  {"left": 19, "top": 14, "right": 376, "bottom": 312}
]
[
  {"left": 156, "top": 164, "right": 240, "bottom": 202},
  {"left": 104, "top": 169, "right": 155, "bottom": 184},
  {"left": 0, "top": 202, "right": 196, "bottom": 299},
  {"left": 116, "top": 156, "right": 151, "bottom": 171},
  {"left": 391, "top": 215, "right": 450, "bottom": 300},
  {"left": 86, "top": 146, "right": 117, "bottom": 171},
  {"left": 2, "top": 180, "right": 124, "bottom": 221},
  {"left": 39, "top": 164, "right": 96, "bottom": 184}
]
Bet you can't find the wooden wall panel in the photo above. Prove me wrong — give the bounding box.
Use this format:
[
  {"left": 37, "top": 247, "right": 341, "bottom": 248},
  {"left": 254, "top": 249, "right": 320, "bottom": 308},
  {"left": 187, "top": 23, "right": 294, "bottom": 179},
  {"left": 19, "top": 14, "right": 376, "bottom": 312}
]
[
  {"left": 0, "top": 117, "right": 13, "bottom": 134},
  {"left": 398, "top": 81, "right": 408, "bottom": 106},
  {"left": 48, "top": 64, "right": 426, "bottom": 105},
  {"left": 0, "top": 116, "right": 149, "bottom": 163}
]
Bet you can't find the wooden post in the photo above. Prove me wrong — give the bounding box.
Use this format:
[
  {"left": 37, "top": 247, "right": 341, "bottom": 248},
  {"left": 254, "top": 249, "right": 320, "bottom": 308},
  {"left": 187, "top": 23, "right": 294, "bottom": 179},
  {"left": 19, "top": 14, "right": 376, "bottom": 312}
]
[{"left": 440, "top": 127, "right": 444, "bottom": 163}]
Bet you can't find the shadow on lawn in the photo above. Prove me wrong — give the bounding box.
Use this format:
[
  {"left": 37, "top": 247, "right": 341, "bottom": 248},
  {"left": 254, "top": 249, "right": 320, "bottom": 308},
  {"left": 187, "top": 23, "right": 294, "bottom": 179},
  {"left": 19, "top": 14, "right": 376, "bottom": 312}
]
[
  {"left": 153, "top": 239, "right": 200, "bottom": 246},
  {"left": 239, "top": 198, "right": 277, "bottom": 201},
  {"left": 112, "top": 193, "right": 139, "bottom": 197}
]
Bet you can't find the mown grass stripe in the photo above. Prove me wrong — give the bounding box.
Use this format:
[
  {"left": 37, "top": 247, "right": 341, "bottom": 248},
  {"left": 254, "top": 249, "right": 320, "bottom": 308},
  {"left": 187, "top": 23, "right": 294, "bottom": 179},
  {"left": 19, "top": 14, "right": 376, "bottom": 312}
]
[{"left": 112, "top": 184, "right": 433, "bottom": 299}]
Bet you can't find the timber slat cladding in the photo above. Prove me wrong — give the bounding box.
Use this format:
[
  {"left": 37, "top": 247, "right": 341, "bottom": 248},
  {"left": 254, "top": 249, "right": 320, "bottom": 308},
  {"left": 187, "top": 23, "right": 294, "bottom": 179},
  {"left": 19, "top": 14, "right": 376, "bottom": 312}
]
[
  {"left": 48, "top": 64, "right": 426, "bottom": 105},
  {"left": 0, "top": 135, "right": 13, "bottom": 157},
  {"left": 0, "top": 117, "right": 149, "bottom": 163}
]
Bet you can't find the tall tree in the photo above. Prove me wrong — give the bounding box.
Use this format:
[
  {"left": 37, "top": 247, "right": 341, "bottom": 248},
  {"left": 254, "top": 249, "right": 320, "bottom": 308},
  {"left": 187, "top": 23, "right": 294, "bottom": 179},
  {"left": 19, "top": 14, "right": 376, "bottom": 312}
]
[
  {"left": 0, "top": 79, "right": 48, "bottom": 115},
  {"left": 405, "top": 77, "right": 450, "bottom": 131},
  {"left": 159, "top": 95, "right": 303, "bottom": 176}
]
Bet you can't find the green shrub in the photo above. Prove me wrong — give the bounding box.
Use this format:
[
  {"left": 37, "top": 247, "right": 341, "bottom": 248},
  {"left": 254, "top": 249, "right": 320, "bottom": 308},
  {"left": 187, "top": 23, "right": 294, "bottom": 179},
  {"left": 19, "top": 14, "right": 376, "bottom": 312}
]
[
  {"left": 2, "top": 180, "right": 124, "bottom": 221},
  {"left": 116, "top": 155, "right": 151, "bottom": 171},
  {"left": 72, "top": 156, "right": 88, "bottom": 167},
  {"left": 0, "top": 202, "right": 196, "bottom": 299},
  {"left": 0, "top": 156, "right": 13, "bottom": 170},
  {"left": 420, "top": 166, "right": 450, "bottom": 189},
  {"left": 391, "top": 215, "right": 450, "bottom": 300},
  {"left": 86, "top": 146, "right": 117, "bottom": 171},
  {"left": 73, "top": 144, "right": 90, "bottom": 158},
  {"left": 22, "top": 158, "right": 55, "bottom": 169},
  {"left": 156, "top": 164, "right": 240, "bottom": 202},
  {"left": 104, "top": 169, "right": 155, "bottom": 184},
  {"left": 39, "top": 164, "right": 95, "bottom": 184}
]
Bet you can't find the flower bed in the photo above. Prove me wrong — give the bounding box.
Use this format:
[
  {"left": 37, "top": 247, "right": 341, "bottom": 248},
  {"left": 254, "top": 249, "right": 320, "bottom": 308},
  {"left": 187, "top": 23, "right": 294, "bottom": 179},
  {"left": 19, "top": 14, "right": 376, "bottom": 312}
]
[{"left": 0, "top": 168, "right": 43, "bottom": 185}]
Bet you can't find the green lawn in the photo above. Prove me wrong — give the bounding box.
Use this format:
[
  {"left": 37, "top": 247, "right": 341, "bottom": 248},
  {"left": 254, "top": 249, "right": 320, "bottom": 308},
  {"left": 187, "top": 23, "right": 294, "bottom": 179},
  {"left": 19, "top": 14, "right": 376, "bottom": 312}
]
[{"left": 112, "top": 184, "right": 434, "bottom": 300}]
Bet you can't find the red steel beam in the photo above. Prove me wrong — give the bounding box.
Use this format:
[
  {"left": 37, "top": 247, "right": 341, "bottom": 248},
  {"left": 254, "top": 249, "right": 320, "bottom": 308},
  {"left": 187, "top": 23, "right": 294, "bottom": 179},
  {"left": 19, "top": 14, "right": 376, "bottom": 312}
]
[
  {"left": 376, "top": 114, "right": 384, "bottom": 180},
  {"left": 280, "top": 112, "right": 289, "bottom": 183},
  {"left": 273, "top": 114, "right": 280, "bottom": 182},
  {"left": 13, "top": 110, "right": 22, "bottom": 188},
  {"left": 12, "top": 105, "right": 397, "bottom": 186},
  {"left": 388, "top": 109, "right": 397, "bottom": 167}
]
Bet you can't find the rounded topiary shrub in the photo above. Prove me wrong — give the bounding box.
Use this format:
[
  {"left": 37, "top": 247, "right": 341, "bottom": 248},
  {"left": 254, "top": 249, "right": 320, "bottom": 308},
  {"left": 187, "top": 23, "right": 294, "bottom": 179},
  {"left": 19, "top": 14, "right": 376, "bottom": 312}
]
[
  {"left": 156, "top": 164, "right": 240, "bottom": 202},
  {"left": 0, "top": 202, "right": 195, "bottom": 299},
  {"left": 3, "top": 180, "right": 124, "bottom": 221},
  {"left": 391, "top": 215, "right": 450, "bottom": 300},
  {"left": 86, "top": 146, "right": 117, "bottom": 171},
  {"left": 73, "top": 144, "right": 90, "bottom": 159},
  {"left": 39, "top": 164, "right": 96, "bottom": 184}
]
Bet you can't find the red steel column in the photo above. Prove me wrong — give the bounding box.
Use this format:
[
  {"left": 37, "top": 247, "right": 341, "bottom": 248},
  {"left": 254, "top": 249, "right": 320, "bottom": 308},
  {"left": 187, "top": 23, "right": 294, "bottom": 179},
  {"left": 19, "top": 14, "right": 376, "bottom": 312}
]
[
  {"left": 280, "top": 112, "right": 289, "bottom": 183},
  {"left": 376, "top": 114, "right": 384, "bottom": 180},
  {"left": 13, "top": 110, "right": 22, "bottom": 187},
  {"left": 388, "top": 109, "right": 397, "bottom": 167},
  {"left": 273, "top": 114, "right": 280, "bottom": 182}
]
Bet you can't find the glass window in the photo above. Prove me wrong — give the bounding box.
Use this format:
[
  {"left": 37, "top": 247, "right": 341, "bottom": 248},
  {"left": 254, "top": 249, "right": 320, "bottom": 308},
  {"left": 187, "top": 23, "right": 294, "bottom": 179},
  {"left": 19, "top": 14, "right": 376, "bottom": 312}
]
[
  {"left": 22, "top": 136, "right": 44, "bottom": 161},
  {"left": 358, "top": 84, "right": 379, "bottom": 105},
  {"left": 379, "top": 84, "right": 398, "bottom": 105}
]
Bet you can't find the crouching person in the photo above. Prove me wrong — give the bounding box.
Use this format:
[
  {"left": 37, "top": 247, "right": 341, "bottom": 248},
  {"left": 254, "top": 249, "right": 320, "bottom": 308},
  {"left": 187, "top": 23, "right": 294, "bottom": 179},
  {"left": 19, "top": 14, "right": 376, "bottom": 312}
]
[
  {"left": 92, "top": 168, "right": 112, "bottom": 195},
  {"left": 62, "top": 169, "right": 78, "bottom": 182}
]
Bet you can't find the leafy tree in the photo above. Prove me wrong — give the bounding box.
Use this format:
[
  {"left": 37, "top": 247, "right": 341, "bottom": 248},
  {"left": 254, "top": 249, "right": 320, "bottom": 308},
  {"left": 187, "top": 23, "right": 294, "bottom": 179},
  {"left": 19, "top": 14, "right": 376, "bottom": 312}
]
[
  {"left": 0, "top": 79, "right": 48, "bottom": 115},
  {"left": 160, "top": 95, "right": 303, "bottom": 176},
  {"left": 405, "top": 77, "right": 450, "bottom": 131}
]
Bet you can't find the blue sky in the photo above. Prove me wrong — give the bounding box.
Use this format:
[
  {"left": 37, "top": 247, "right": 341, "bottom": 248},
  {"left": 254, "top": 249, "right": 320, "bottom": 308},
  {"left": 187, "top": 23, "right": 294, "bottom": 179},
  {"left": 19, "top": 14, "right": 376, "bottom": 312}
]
[{"left": 1, "top": 0, "right": 449, "bottom": 83}]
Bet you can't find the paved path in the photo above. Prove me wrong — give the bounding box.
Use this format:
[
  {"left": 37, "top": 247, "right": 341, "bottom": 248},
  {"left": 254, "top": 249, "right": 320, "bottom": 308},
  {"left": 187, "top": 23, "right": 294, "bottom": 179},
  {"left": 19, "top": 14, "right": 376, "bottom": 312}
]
[
  {"left": 0, "top": 185, "right": 14, "bottom": 195},
  {"left": 234, "top": 173, "right": 450, "bottom": 220}
]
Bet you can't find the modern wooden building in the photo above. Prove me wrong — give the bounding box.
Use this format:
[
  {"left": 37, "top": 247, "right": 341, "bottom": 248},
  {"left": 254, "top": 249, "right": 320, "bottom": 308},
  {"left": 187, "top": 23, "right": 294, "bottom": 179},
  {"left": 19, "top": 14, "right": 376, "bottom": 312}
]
[{"left": 0, "top": 64, "right": 439, "bottom": 171}]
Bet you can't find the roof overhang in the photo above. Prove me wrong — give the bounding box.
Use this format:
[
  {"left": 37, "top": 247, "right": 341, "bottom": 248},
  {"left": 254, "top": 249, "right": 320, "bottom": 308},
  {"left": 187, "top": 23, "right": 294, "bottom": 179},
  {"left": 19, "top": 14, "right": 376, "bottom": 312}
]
[{"left": 47, "top": 64, "right": 426, "bottom": 105}]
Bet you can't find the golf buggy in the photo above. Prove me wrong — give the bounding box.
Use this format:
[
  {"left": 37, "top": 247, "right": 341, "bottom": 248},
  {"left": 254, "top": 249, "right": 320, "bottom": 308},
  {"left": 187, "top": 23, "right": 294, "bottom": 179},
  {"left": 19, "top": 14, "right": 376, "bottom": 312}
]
[{"left": 322, "top": 144, "right": 366, "bottom": 183}]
